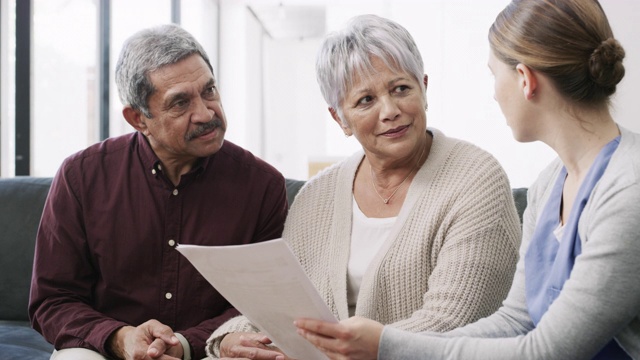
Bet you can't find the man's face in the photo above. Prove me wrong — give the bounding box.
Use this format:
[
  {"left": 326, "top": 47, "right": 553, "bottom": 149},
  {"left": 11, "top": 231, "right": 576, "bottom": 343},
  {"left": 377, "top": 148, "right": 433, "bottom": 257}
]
[{"left": 138, "top": 54, "right": 227, "bottom": 164}]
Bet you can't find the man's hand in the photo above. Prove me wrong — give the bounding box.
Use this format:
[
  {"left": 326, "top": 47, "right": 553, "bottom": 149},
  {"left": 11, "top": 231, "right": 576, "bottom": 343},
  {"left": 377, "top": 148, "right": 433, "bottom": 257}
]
[
  {"left": 108, "top": 319, "right": 184, "bottom": 360},
  {"left": 295, "top": 316, "right": 383, "bottom": 360},
  {"left": 219, "top": 332, "right": 287, "bottom": 360}
]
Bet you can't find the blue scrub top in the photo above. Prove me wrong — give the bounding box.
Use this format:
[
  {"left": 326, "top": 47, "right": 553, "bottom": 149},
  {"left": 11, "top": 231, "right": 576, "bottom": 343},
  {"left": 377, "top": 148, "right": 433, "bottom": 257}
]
[{"left": 524, "top": 136, "right": 629, "bottom": 359}]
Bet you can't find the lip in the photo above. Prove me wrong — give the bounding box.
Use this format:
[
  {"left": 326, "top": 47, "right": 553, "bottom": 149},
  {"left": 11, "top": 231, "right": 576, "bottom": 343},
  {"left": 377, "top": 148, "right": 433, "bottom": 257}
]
[
  {"left": 379, "top": 125, "right": 410, "bottom": 137},
  {"left": 193, "top": 127, "right": 219, "bottom": 141}
]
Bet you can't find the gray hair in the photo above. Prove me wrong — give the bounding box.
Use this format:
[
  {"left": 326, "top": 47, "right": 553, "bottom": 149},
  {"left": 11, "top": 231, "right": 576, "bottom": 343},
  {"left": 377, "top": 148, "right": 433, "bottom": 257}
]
[
  {"left": 115, "top": 24, "right": 213, "bottom": 118},
  {"left": 316, "top": 14, "right": 425, "bottom": 120}
]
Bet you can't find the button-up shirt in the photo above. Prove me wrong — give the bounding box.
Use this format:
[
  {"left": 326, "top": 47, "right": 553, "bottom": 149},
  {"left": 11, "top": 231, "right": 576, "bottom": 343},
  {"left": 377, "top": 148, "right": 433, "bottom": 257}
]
[{"left": 29, "top": 132, "right": 288, "bottom": 359}]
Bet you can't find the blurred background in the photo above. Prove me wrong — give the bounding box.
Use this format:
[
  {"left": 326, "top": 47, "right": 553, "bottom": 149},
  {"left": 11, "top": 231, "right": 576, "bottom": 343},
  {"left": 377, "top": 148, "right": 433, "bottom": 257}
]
[{"left": 1, "top": 0, "right": 638, "bottom": 187}]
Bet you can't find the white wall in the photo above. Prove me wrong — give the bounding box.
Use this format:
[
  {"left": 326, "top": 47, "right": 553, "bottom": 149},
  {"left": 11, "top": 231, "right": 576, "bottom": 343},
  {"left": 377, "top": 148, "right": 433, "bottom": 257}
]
[{"left": 219, "top": 0, "right": 640, "bottom": 188}]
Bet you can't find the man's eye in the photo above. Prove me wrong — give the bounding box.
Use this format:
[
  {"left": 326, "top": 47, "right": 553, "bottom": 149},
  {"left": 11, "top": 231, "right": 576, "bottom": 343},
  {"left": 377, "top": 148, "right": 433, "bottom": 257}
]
[
  {"left": 174, "top": 99, "right": 189, "bottom": 108},
  {"left": 203, "top": 87, "right": 217, "bottom": 98}
]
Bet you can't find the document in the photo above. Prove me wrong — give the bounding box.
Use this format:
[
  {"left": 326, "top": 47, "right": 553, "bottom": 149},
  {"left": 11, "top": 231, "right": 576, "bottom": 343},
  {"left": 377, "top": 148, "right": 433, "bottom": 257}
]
[{"left": 176, "top": 238, "right": 336, "bottom": 360}]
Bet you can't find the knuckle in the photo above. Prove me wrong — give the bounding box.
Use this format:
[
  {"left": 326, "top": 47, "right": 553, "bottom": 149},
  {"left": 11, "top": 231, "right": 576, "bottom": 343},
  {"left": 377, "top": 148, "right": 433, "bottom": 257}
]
[{"left": 246, "top": 348, "right": 258, "bottom": 358}]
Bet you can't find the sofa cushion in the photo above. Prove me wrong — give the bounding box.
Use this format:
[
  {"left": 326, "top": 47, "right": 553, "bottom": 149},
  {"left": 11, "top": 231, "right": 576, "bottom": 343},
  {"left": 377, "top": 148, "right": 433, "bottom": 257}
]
[
  {"left": 0, "top": 177, "right": 52, "bottom": 321},
  {"left": 285, "top": 178, "right": 305, "bottom": 208},
  {"left": 0, "top": 321, "right": 53, "bottom": 359}
]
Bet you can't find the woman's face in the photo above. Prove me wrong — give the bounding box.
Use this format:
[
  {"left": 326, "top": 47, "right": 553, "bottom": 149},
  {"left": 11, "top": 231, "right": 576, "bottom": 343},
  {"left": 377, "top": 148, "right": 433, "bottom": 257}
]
[
  {"left": 336, "top": 57, "right": 427, "bottom": 162},
  {"left": 488, "top": 50, "right": 534, "bottom": 142}
]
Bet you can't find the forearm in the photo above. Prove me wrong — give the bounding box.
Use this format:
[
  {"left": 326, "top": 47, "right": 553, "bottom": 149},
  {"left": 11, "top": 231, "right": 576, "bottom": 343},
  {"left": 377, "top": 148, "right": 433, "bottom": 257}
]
[
  {"left": 30, "top": 296, "right": 127, "bottom": 354},
  {"left": 205, "top": 315, "right": 260, "bottom": 358}
]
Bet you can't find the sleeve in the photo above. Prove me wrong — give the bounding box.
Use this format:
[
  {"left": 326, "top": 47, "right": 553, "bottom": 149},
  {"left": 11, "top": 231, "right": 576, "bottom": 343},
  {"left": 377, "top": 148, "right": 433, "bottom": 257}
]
[
  {"left": 388, "top": 153, "right": 522, "bottom": 333},
  {"left": 28, "top": 161, "right": 127, "bottom": 354},
  {"left": 252, "top": 173, "right": 289, "bottom": 243},
  {"left": 430, "top": 170, "right": 545, "bottom": 340},
  {"left": 379, "top": 174, "right": 640, "bottom": 359},
  {"left": 205, "top": 315, "right": 261, "bottom": 358}
]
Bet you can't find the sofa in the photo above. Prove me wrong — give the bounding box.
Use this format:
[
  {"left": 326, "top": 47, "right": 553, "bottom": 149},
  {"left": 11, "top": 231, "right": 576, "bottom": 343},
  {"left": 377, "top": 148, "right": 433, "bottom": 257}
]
[{"left": 0, "top": 176, "right": 526, "bottom": 358}]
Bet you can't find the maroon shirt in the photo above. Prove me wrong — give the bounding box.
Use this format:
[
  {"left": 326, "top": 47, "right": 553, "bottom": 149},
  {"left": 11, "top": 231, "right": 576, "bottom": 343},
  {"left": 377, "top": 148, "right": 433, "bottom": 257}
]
[{"left": 29, "top": 132, "right": 288, "bottom": 359}]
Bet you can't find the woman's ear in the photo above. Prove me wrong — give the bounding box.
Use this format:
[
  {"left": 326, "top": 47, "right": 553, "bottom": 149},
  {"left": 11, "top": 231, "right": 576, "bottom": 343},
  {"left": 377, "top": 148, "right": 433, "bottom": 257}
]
[
  {"left": 329, "top": 107, "right": 353, "bottom": 137},
  {"left": 123, "top": 106, "right": 150, "bottom": 135},
  {"left": 516, "top": 63, "right": 538, "bottom": 100}
]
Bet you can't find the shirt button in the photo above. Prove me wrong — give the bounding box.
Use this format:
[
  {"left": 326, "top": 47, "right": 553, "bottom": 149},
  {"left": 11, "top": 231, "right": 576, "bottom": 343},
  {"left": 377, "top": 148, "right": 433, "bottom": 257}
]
[
  {"left": 172, "top": 189, "right": 178, "bottom": 196},
  {"left": 165, "top": 292, "right": 173, "bottom": 300},
  {"left": 168, "top": 239, "right": 176, "bottom": 247},
  {"left": 151, "top": 169, "right": 157, "bottom": 175}
]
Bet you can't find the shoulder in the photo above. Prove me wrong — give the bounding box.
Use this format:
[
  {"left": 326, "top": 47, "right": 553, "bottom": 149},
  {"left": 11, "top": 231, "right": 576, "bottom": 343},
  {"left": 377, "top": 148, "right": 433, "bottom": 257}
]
[
  {"left": 63, "top": 133, "right": 136, "bottom": 168},
  {"left": 607, "top": 127, "right": 640, "bottom": 185},
  {"left": 588, "top": 128, "right": 640, "bottom": 206},
  {"left": 57, "top": 133, "right": 137, "bottom": 181},
  {"left": 296, "top": 151, "right": 361, "bottom": 199},
  {"left": 428, "top": 128, "right": 509, "bottom": 186},
  {"left": 215, "top": 140, "right": 284, "bottom": 185}
]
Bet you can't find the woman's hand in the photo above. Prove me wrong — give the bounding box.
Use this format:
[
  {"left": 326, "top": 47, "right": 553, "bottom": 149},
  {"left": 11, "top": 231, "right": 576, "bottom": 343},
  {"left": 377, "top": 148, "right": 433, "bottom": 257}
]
[
  {"left": 219, "top": 332, "right": 287, "bottom": 360},
  {"left": 295, "top": 316, "right": 383, "bottom": 360}
]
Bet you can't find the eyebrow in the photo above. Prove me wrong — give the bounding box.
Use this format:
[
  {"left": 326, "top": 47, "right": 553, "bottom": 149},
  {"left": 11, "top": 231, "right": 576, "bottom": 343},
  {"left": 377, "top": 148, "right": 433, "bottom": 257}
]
[
  {"left": 164, "top": 78, "right": 216, "bottom": 108},
  {"left": 351, "top": 76, "right": 409, "bottom": 97}
]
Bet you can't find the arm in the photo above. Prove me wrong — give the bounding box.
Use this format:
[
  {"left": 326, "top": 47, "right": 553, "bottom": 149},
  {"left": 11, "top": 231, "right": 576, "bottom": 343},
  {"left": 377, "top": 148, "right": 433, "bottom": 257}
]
[
  {"left": 389, "top": 155, "right": 522, "bottom": 333},
  {"left": 29, "top": 163, "right": 129, "bottom": 354},
  {"left": 378, "top": 181, "right": 640, "bottom": 359},
  {"left": 431, "top": 178, "right": 543, "bottom": 339}
]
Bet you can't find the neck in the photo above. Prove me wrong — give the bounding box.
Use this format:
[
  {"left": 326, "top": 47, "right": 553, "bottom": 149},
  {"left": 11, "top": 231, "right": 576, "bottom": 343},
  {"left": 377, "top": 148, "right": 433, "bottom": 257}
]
[
  {"left": 368, "top": 133, "right": 431, "bottom": 188},
  {"left": 161, "top": 159, "right": 198, "bottom": 186},
  {"left": 543, "top": 109, "right": 619, "bottom": 180}
]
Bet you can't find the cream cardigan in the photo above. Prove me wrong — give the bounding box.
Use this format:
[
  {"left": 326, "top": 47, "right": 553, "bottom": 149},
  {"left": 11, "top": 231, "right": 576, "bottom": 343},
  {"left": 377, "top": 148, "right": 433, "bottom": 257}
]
[{"left": 206, "top": 129, "right": 521, "bottom": 357}]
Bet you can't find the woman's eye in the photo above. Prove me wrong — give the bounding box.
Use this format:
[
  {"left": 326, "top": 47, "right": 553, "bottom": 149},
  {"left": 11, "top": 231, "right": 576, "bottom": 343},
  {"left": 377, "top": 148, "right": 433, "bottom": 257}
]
[
  {"left": 357, "top": 96, "right": 373, "bottom": 105},
  {"left": 394, "top": 85, "right": 409, "bottom": 93}
]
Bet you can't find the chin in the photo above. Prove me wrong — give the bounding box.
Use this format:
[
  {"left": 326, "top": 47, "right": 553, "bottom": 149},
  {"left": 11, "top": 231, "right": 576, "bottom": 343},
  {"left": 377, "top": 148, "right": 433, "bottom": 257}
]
[{"left": 197, "top": 138, "right": 225, "bottom": 157}]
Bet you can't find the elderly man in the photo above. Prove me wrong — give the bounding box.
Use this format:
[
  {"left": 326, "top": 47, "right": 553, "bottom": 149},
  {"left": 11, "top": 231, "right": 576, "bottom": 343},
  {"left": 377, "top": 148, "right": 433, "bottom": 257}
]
[{"left": 28, "top": 24, "right": 288, "bottom": 360}]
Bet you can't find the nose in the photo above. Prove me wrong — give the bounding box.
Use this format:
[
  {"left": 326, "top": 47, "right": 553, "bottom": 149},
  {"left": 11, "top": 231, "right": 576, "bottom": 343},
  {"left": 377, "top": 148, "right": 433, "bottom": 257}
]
[
  {"left": 379, "top": 96, "right": 401, "bottom": 122},
  {"left": 191, "top": 97, "right": 214, "bottom": 123}
]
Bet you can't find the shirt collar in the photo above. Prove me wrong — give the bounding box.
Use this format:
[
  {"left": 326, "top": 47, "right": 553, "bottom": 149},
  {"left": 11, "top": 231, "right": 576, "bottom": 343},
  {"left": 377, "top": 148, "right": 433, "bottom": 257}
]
[{"left": 136, "top": 131, "right": 211, "bottom": 178}]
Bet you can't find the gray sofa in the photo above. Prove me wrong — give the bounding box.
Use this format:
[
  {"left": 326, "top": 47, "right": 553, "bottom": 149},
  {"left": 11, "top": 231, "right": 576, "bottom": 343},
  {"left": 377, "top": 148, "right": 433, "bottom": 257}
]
[{"left": 0, "top": 176, "right": 526, "bottom": 358}]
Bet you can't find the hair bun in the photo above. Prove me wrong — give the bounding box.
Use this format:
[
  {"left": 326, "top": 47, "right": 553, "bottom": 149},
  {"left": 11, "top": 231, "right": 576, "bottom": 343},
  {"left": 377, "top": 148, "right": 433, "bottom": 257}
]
[{"left": 589, "top": 38, "right": 625, "bottom": 91}]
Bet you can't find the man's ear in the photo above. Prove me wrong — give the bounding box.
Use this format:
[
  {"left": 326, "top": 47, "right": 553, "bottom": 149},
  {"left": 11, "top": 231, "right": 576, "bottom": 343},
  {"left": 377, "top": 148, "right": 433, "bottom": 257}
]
[
  {"left": 423, "top": 74, "right": 428, "bottom": 89},
  {"left": 123, "top": 106, "right": 149, "bottom": 135},
  {"left": 329, "top": 107, "right": 352, "bottom": 137},
  {"left": 516, "top": 63, "right": 538, "bottom": 100}
]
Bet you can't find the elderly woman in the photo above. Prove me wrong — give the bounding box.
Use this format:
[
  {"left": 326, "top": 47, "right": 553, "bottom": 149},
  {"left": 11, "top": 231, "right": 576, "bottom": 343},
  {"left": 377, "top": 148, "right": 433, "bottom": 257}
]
[
  {"left": 207, "top": 14, "right": 521, "bottom": 359},
  {"left": 296, "top": 1, "right": 640, "bottom": 359}
]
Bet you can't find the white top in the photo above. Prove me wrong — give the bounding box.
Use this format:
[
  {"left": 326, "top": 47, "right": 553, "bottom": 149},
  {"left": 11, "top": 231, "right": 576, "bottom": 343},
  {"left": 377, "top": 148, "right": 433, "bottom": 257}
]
[{"left": 347, "top": 198, "right": 396, "bottom": 316}]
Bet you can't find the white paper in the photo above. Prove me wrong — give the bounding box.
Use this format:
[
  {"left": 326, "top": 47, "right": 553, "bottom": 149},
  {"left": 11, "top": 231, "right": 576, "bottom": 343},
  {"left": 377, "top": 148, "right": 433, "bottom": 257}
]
[{"left": 176, "top": 238, "right": 336, "bottom": 360}]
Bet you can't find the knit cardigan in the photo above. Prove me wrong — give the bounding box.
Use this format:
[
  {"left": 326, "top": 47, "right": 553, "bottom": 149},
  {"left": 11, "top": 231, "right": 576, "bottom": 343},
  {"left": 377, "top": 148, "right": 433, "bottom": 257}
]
[
  {"left": 206, "top": 129, "right": 521, "bottom": 357},
  {"left": 378, "top": 126, "right": 640, "bottom": 359}
]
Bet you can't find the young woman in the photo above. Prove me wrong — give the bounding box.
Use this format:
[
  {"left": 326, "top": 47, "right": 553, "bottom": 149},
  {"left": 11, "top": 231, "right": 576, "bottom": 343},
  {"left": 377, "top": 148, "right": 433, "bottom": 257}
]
[{"left": 295, "top": 1, "right": 640, "bottom": 359}]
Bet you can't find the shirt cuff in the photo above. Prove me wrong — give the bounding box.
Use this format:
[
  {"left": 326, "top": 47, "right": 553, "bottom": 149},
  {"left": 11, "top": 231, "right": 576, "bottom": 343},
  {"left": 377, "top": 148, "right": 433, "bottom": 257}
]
[{"left": 175, "top": 333, "right": 191, "bottom": 360}]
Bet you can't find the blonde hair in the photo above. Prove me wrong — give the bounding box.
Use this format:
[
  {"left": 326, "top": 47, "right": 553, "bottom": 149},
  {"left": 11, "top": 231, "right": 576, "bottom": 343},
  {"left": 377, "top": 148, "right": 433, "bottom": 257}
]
[{"left": 489, "top": 0, "right": 625, "bottom": 106}]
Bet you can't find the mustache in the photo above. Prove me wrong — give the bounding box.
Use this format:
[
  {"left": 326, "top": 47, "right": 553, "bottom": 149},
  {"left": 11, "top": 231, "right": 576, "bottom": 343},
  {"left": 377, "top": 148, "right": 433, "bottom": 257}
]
[{"left": 185, "top": 118, "right": 225, "bottom": 141}]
